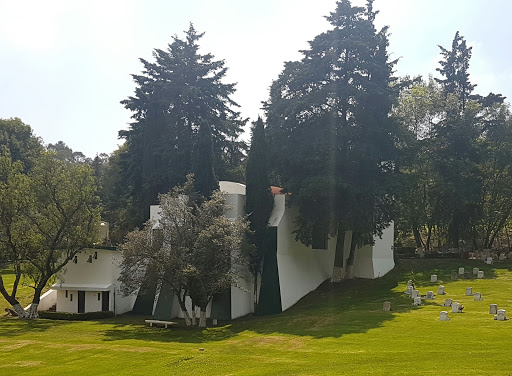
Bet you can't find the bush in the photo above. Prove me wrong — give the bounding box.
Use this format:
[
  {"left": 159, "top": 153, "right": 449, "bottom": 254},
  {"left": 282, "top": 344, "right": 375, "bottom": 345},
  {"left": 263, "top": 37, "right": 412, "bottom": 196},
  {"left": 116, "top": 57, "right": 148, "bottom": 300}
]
[{"left": 38, "top": 310, "right": 114, "bottom": 320}]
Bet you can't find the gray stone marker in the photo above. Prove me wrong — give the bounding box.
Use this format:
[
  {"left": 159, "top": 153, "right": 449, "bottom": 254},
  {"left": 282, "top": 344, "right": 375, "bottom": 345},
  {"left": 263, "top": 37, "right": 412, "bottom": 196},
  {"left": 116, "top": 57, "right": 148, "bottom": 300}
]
[
  {"left": 383, "top": 301, "right": 391, "bottom": 312},
  {"left": 425, "top": 291, "right": 435, "bottom": 300},
  {"left": 474, "top": 292, "right": 483, "bottom": 301},
  {"left": 442, "top": 298, "right": 453, "bottom": 307},
  {"left": 411, "top": 290, "right": 419, "bottom": 299},
  {"left": 413, "top": 296, "right": 422, "bottom": 306},
  {"left": 499, "top": 253, "right": 507, "bottom": 261},
  {"left": 439, "top": 311, "right": 450, "bottom": 321},
  {"left": 477, "top": 270, "right": 484, "bottom": 279},
  {"left": 495, "top": 309, "right": 508, "bottom": 321},
  {"left": 430, "top": 274, "right": 437, "bottom": 283},
  {"left": 489, "top": 304, "right": 498, "bottom": 314},
  {"left": 451, "top": 272, "right": 458, "bottom": 280},
  {"left": 458, "top": 267, "right": 465, "bottom": 275},
  {"left": 451, "top": 302, "right": 463, "bottom": 313},
  {"left": 407, "top": 280, "right": 413, "bottom": 287},
  {"left": 465, "top": 287, "right": 473, "bottom": 296},
  {"left": 437, "top": 285, "right": 445, "bottom": 295},
  {"left": 486, "top": 257, "right": 493, "bottom": 265},
  {"left": 473, "top": 267, "right": 479, "bottom": 275},
  {"left": 405, "top": 285, "right": 413, "bottom": 295}
]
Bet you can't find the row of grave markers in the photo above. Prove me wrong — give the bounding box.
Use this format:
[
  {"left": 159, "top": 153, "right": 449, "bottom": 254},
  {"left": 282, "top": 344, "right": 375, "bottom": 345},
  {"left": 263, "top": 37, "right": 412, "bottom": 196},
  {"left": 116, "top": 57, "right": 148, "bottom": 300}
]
[{"left": 382, "top": 272, "right": 508, "bottom": 321}]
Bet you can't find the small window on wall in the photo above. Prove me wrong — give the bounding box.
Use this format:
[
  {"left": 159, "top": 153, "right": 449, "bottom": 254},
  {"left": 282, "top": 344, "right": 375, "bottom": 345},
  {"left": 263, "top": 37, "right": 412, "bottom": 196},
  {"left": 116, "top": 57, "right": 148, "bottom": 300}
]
[
  {"left": 312, "top": 226, "right": 328, "bottom": 250},
  {"left": 70, "top": 294, "right": 73, "bottom": 302},
  {"left": 65, "top": 290, "right": 68, "bottom": 298},
  {"left": 73, "top": 256, "right": 78, "bottom": 264},
  {"left": 98, "top": 293, "right": 101, "bottom": 301},
  {"left": 87, "top": 255, "right": 93, "bottom": 263},
  {"left": 94, "top": 251, "right": 98, "bottom": 259}
]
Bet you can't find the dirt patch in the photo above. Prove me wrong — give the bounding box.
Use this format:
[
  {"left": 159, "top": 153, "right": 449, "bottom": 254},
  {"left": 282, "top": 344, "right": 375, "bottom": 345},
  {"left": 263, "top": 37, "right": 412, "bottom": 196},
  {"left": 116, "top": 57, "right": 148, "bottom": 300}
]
[
  {"left": 1, "top": 360, "right": 42, "bottom": 367},
  {"left": 2, "top": 340, "right": 39, "bottom": 351}
]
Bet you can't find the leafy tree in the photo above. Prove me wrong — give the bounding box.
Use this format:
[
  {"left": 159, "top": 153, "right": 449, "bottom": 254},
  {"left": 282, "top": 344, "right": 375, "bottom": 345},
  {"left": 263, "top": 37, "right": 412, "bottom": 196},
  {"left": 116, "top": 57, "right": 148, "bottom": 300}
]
[
  {"left": 47, "top": 141, "right": 91, "bottom": 164},
  {"left": 265, "top": 0, "right": 397, "bottom": 272},
  {"left": 0, "top": 118, "right": 43, "bottom": 171},
  {"left": 119, "top": 176, "right": 248, "bottom": 327},
  {"left": 244, "top": 116, "right": 273, "bottom": 303},
  {"left": 120, "top": 23, "right": 246, "bottom": 225}
]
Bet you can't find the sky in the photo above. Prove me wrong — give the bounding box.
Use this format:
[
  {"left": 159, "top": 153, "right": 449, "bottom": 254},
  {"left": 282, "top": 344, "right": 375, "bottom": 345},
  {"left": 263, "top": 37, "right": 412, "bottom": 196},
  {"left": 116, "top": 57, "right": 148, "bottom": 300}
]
[{"left": 1, "top": 0, "right": 511, "bottom": 157}]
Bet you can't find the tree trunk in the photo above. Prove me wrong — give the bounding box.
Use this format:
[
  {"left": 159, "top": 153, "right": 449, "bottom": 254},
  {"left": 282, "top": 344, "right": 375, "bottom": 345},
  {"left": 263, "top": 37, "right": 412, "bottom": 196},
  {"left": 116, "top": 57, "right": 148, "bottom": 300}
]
[
  {"left": 198, "top": 309, "right": 207, "bottom": 328},
  {"left": 28, "top": 287, "right": 44, "bottom": 319},
  {"left": 0, "top": 274, "right": 28, "bottom": 318},
  {"left": 332, "top": 226, "right": 346, "bottom": 282},
  {"left": 177, "top": 292, "right": 192, "bottom": 326},
  {"left": 412, "top": 227, "right": 424, "bottom": 249},
  {"left": 191, "top": 304, "right": 197, "bottom": 326}
]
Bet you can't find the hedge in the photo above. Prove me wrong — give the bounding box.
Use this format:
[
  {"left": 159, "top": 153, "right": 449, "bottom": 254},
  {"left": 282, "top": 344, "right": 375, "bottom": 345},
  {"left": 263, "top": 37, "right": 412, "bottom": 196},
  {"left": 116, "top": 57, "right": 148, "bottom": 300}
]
[{"left": 38, "top": 310, "right": 114, "bottom": 320}]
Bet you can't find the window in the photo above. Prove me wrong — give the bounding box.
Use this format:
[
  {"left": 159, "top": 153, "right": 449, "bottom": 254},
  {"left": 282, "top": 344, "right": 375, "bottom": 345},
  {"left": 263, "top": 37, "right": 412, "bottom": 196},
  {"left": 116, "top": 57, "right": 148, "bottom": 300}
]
[
  {"left": 312, "top": 226, "right": 328, "bottom": 250},
  {"left": 70, "top": 294, "right": 73, "bottom": 302},
  {"left": 94, "top": 251, "right": 98, "bottom": 259},
  {"left": 87, "top": 255, "right": 93, "bottom": 263},
  {"left": 65, "top": 290, "right": 68, "bottom": 298},
  {"left": 98, "top": 293, "right": 101, "bottom": 301},
  {"left": 73, "top": 256, "right": 78, "bottom": 264}
]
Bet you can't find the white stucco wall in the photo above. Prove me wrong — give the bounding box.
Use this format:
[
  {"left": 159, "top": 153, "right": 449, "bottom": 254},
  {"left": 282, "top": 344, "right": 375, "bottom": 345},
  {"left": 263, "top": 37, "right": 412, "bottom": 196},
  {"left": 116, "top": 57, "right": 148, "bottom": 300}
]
[
  {"left": 371, "top": 221, "right": 395, "bottom": 278},
  {"left": 275, "top": 197, "right": 336, "bottom": 311},
  {"left": 37, "top": 289, "right": 57, "bottom": 311}
]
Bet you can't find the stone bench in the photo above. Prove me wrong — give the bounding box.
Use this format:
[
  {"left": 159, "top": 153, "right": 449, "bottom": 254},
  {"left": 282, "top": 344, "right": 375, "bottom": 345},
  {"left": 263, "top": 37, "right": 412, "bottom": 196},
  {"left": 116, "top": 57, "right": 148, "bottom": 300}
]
[{"left": 145, "top": 319, "right": 178, "bottom": 328}]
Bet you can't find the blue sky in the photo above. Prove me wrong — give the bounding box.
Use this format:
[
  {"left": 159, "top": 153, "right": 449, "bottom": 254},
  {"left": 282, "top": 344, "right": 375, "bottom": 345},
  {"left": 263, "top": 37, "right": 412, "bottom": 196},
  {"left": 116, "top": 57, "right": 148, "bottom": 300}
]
[{"left": 1, "top": 0, "right": 511, "bottom": 157}]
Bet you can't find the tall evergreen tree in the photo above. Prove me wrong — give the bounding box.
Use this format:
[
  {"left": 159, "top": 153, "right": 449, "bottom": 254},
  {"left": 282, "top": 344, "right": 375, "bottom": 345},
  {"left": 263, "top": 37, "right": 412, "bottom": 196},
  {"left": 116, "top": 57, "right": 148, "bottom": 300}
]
[
  {"left": 435, "top": 31, "right": 476, "bottom": 111},
  {"left": 193, "top": 120, "right": 219, "bottom": 199},
  {"left": 265, "top": 0, "right": 398, "bottom": 270},
  {"left": 120, "top": 24, "right": 246, "bottom": 224},
  {"left": 245, "top": 117, "right": 273, "bottom": 297}
]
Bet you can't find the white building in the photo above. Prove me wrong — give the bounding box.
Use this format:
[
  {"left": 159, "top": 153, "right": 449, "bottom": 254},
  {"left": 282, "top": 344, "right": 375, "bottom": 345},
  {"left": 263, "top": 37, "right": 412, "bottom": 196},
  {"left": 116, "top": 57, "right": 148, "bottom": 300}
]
[{"left": 40, "top": 181, "right": 394, "bottom": 319}]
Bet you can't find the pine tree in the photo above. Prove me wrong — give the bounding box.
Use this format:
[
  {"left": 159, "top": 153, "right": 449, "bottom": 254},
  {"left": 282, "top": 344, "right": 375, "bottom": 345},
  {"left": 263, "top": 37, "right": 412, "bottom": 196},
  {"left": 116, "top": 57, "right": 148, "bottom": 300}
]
[
  {"left": 265, "top": 0, "right": 397, "bottom": 261},
  {"left": 120, "top": 24, "right": 246, "bottom": 224}
]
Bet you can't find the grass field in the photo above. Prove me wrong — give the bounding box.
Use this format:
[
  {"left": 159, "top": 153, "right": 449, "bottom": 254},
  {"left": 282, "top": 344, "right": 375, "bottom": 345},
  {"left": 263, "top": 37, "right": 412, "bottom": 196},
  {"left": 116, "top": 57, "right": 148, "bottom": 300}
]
[
  {"left": 1, "top": 259, "right": 512, "bottom": 375},
  {"left": 0, "top": 265, "right": 38, "bottom": 313}
]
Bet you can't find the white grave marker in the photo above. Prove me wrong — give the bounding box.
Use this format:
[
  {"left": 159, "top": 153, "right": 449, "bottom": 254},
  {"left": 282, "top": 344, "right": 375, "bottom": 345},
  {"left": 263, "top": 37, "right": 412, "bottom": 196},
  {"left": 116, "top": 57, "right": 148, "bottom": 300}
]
[
  {"left": 405, "top": 286, "right": 413, "bottom": 295},
  {"left": 413, "top": 297, "right": 422, "bottom": 306},
  {"left": 489, "top": 304, "right": 498, "bottom": 314},
  {"left": 451, "top": 302, "right": 463, "bottom": 313},
  {"left": 486, "top": 257, "right": 493, "bottom": 265},
  {"left": 499, "top": 253, "right": 507, "bottom": 261},
  {"left": 477, "top": 271, "right": 484, "bottom": 279},
  {"left": 411, "top": 290, "right": 419, "bottom": 299},
  {"left": 439, "top": 311, "right": 450, "bottom": 321},
  {"left": 438, "top": 285, "right": 445, "bottom": 295},
  {"left": 383, "top": 301, "right": 391, "bottom": 311},
  {"left": 458, "top": 267, "right": 465, "bottom": 275},
  {"left": 407, "top": 280, "right": 414, "bottom": 287},
  {"left": 473, "top": 267, "right": 479, "bottom": 275},
  {"left": 425, "top": 291, "right": 435, "bottom": 300},
  {"left": 474, "top": 292, "right": 483, "bottom": 301},
  {"left": 442, "top": 298, "right": 452, "bottom": 307},
  {"left": 430, "top": 274, "right": 437, "bottom": 283},
  {"left": 466, "top": 287, "right": 473, "bottom": 296},
  {"left": 495, "top": 309, "right": 508, "bottom": 321}
]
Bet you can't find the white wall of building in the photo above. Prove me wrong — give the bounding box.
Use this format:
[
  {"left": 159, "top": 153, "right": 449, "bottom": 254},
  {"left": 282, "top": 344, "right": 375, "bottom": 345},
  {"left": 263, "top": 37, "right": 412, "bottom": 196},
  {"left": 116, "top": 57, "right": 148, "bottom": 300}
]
[
  {"left": 274, "top": 198, "right": 337, "bottom": 311},
  {"left": 57, "top": 289, "right": 78, "bottom": 313},
  {"left": 371, "top": 222, "right": 395, "bottom": 278}
]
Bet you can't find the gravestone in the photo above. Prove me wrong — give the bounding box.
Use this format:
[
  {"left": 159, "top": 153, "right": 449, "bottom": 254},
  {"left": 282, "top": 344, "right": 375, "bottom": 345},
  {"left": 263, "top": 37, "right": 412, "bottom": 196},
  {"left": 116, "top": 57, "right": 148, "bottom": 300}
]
[
  {"left": 489, "top": 304, "right": 498, "bottom": 314},
  {"left": 438, "top": 285, "right": 446, "bottom": 295},
  {"left": 473, "top": 267, "right": 479, "bottom": 275},
  {"left": 411, "top": 290, "right": 419, "bottom": 299},
  {"left": 499, "top": 253, "right": 507, "bottom": 261},
  {"left": 451, "top": 272, "right": 457, "bottom": 280},
  {"left": 430, "top": 274, "right": 437, "bottom": 283},
  {"left": 212, "top": 319, "right": 218, "bottom": 326},
  {"left": 477, "top": 271, "right": 484, "bottom": 279},
  {"left": 481, "top": 253, "right": 487, "bottom": 261},
  {"left": 405, "top": 286, "right": 413, "bottom": 295},
  {"left": 466, "top": 287, "right": 473, "bottom": 296},
  {"left": 425, "top": 291, "right": 435, "bottom": 300},
  {"left": 486, "top": 257, "right": 493, "bottom": 265},
  {"left": 383, "top": 301, "right": 391, "bottom": 312},
  {"left": 407, "top": 280, "right": 414, "bottom": 287},
  {"left": 439, "top": 311, "right": 450, "bottom": 321},
  {"left": 474, "top": 292, "right": 483, "bottom": 301},
  {"left": 413, "top": 296, "right": 422, "bottom": 306},
  {"left": 495, "top": 309, "right": 508, "bottom": 321},
  {"left": 451, "top": 302, "right": 463, "bottom": 313},
  {"left": 458, "top": 267, "right": 465, "bottom": 275},
  {"left": 442, "top": 298, "right": 452, "bottom": 307}
]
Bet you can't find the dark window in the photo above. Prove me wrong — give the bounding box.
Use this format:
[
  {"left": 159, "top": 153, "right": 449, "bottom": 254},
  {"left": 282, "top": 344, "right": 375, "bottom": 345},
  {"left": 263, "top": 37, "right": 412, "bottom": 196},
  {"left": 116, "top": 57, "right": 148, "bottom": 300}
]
[
  {"left": 98, "top": 293, "right": 101, "bottom": 301},
  {"left": 312, "top": 227, "right": 328, "bottom": 250},
  {"left": 65, "top": 290, "right": 68, "bottom": 298},
  {"left": 73, "top": 256, "right": 78, "bottom": 264},
  {"left": 87, "top": 255, "right": 93, "bottom": 263},
  {"left": 70, "top": 294, "right": 73, "bottom": 302},
  {"left": 94, "top": 251, "right": 98, "bottom": 259}
]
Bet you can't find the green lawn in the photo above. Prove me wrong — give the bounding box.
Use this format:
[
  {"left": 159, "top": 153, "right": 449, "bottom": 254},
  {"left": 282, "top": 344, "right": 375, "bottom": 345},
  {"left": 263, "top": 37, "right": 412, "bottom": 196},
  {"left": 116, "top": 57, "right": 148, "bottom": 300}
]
[
  {"left": 0, "top": 265, "right": 37, "bottom": 313},
  {"left": 1, "top": 259, "right": 512, "bottom": 375}
]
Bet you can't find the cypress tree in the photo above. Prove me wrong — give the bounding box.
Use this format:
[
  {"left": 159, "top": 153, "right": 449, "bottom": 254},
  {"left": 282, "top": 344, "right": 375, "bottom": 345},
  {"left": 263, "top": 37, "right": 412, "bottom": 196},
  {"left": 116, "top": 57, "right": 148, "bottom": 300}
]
[{"left": 193, "top": 120, "right": 219, "bottom": 199}]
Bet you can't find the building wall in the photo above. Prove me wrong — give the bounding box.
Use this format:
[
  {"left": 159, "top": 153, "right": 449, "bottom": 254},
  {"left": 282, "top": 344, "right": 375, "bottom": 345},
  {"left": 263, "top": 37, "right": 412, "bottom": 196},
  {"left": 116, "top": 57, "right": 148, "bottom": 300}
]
[
  {"left": 371, "top": 222, "right": 395, "bottom": 278},
  {"left": 57, "top": 249, "right": 117, "bottom": 286},
  {"left": 57, "top": 289, "right": 78, "bottom": 313},
  {"left": 275, "top": 198, "right": 337, "bottom": 311}
]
